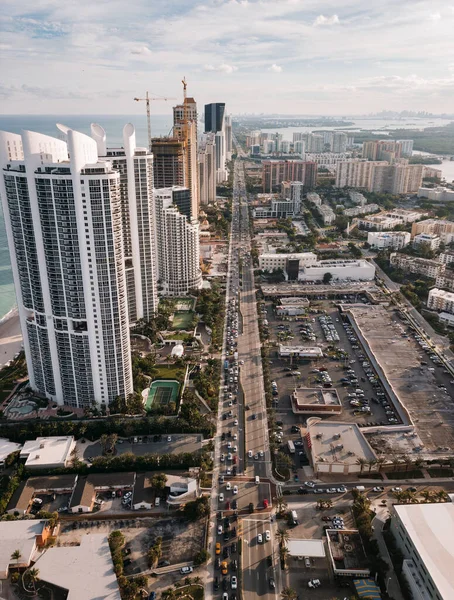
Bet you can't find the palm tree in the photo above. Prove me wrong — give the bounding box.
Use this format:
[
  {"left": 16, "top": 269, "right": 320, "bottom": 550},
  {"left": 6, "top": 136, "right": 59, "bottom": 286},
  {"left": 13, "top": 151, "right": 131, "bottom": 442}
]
[
  {"left": 274, "top": 497, "right": 288, "bottom": 515},
  {"left": 391, "top": 456, "right": 401, "bottom": 472},
  {"left": 434, "top": 490, "right": 448, "bottom": 503},
  {"left": 420, "top": 490, "right": 433, "bottom": 503},
  {"left": 279, "top": 546, "right": 290, "bottom": 567},
  {"left": 276, "top": 528, "right": 289, "bottom": 546},
  {"left": 376, "top": 457, "right": 387, "bottom": 473},
  {"left": 27, "top": 567, "right": 40, "bottom": 593},
  {"left": 367, "top": 458, "right": 377, "bottom": 473},
  {"left": 281, "top": 586, "right": 297, "bottom": 600},
  {"left": 11, "top": 549, "right": 21, "bottom": 569},
  {"left": 401, "top": 455, "right": 413, "bottom": 472},
  {"left": 356, "top": 457, "right": 367, "bottom": 474}
]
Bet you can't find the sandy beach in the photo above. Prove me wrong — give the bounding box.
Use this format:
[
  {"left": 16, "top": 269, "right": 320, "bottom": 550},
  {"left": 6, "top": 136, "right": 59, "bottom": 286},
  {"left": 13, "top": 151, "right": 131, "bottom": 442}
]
[{"left": 0, "top": 308, "right": 23, "bottom": 368}]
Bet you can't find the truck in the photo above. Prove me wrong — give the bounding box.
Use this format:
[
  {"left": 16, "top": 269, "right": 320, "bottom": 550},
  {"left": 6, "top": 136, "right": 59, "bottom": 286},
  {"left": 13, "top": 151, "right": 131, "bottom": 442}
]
[
  {"left": 288, "top": 440, "right": 295, "bottom": 454},
  {"left": 224, "top": 360, "right": 230, "bottom": 371}
]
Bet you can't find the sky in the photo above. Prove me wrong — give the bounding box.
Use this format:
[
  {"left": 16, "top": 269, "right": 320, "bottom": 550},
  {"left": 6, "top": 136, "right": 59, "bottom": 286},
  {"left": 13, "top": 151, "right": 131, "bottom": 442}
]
[{"left": 1, "top": 0, "right": 454, "bottom": 116}]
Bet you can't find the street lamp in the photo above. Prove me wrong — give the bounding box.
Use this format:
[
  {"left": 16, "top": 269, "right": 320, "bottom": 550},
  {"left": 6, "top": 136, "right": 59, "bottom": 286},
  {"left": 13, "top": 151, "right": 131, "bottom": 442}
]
[{"left": 385, "top": 576, "right": 392, "bottom": 594}]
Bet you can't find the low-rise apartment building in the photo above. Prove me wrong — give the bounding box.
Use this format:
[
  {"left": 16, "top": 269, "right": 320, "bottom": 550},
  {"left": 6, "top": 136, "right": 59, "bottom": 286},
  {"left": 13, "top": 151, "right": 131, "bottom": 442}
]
[
  {"left": 427, "top": 288, "right": 454, "bottom": 314},
  {"left": 390, "top": 254, "right": 442, "bottom": 279},
  {"left": 367, "top": 231, "right": 411, "bottom": 250},
  {"left": 306, "top": 192, "right": 322, "bottom": 206},
  {"left": 411, "top": 219, "right": 454, "bottom": 239},
  {"left": 413, "top": 233, "right": 441, "bottom": 251},
  {"left": 318, "top": 204, "right": 336, "bottom": 225},
  {"left": 344, "top": 203, "right": 380, "bottom": 217},
  {"left": 417, "top": 186, "right": 454, "bottom": 202},
  {"left": 435, "top": 268, "right": 454, "bottom": 292},
  {"left": 438, "top": 251, "right": 454, "bottom": 265}
]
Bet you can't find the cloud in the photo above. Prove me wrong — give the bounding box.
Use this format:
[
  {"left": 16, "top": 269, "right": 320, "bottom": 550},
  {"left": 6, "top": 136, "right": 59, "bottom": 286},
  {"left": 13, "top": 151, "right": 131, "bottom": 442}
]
[
  {"left": 314, "top": 14, "right": 339, "bottom": 26},
  {"left": 204, "top": 63, "right": 238, "bottom": 73},
  {"left": 130, "top": 46, "right": 152, "bottom": 56},
  {"left": 429, "top": 12, "right": 441, "bottom": 21},
  {"left": 269, "top": 64, "right": 283, "bottom": 72}
]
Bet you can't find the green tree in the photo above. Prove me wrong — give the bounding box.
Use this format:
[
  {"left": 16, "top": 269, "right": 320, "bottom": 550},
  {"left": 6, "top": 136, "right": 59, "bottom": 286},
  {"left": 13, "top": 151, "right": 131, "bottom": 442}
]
[
  {"left": 10, "top": 549, "right": 21, "bottom": 569},
  {"left": 322, "top": 272, "right": 333, "bottom": 284}
]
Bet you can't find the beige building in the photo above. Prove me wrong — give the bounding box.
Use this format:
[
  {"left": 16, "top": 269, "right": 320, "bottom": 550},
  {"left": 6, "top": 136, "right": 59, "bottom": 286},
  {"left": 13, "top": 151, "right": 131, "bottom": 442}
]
[
  {"left": 390, "top": 254, "right": 442, "bottom": 279},
  {"left": 427, "top": 288, "right": 454, "bottom": 314},
  {"left": 291, "top": 388, "right": 342, "bottom": 416},
  {"left": 335, "top": 159, "right": 381, "bottom": 189},
  {"left": 411, "top": 219, "right": 454, "bottom": 239}
]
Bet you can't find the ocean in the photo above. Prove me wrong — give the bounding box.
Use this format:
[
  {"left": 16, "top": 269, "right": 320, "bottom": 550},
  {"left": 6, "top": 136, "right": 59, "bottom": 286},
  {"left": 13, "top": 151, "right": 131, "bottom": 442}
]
[{"left": 0, "top": 114, "right": 172, "bottom": 319}]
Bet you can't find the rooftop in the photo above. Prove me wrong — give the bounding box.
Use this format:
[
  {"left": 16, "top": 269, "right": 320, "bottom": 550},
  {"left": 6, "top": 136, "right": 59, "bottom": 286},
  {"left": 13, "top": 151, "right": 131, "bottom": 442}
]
[
  {"left": 132, "top": 472, "right": 155, "bottom": 505},
  {"left": 0, "top": 520, "right": 46, "bottom": 578},
  {"left": 326, "top": 529, "right": 370, "bottom": 573},
  {"left": 293, "top": 388, "right": 341, "bottom": 407},
  {"left": 278, "top": 345, "right": 324, "bottom": 357},
  {"left": 7, "top": 475, "right": 77, "bottom": 513},
  {"left": 20, "top": 436, "right": 75, "bottom": 468},
  {"left": 394, "top": 503, "right": 454, "bottom": 600},
  {"left": 0, "top": 438, "right": 21, "bottom": 462},
  {"left": 35, "top": 534, "right": 121, "bottom": 599},
  {"left": 287, "top": 539, "right": 326, "bottom": 558},
  {"left": 308, "top": 419, "right": 377, "bottom": 465}
]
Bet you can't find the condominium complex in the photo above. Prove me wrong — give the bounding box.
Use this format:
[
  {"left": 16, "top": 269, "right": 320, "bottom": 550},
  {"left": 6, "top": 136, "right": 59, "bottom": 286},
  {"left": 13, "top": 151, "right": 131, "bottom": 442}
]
[
  {"left": 0, "top": 128, "right": 133, "bottom": 408},
  {"left": 306, "top": 192, "right": 322, "bottom": 206},
  {"left": 361, "top": 139, "right": 405, "bottom": 161},
  {"left": 411, "top": 219, "right": 454, "bottom": 240},
  {"left": 390, "top": 254, "right": 443, "bottom": 279},
  {"left": 204, "top": 102, "right": 228, "bottom": 183},
  {"left": 198, "top": 133, "right": 216, "bottom": 205},
  {"left": 438, "top": 251, "right": 454, "bottom": 266},
  {"left": 336, "top": 160, "right": 423, "bottom": 193},
  {"left": 435, "top": 268, "right": 454, "bottom": 292},
  {"left": 418, "top": 187, "right": 454, "bottom": 202},
  {"left": 262, "top": 160, "right": 317, "bottom": 192},
  {"left": 92, "top": 123, "right": 158, "bottom": 324},
  {"left": 390, "top": 503, "right": 454, "bottom": 600},
  {"left": 344, "top": 203, "right": 380, "bottom": 217},
  {"left": 428, "top": 288, "right": 454, "bottom": 315},
  {"left": 367, "top": 231, "right": 411, "bottom": 250},
  {"left": 305, "top": 152, "right": 351, "bottom": 167},
  {"left": 413, "top": 232, "right": 440, "bottom": 251},
  {"left": 154, "top": 187, "right": 202, "bottom": 295},
  {"left": 331, "top": 132, "right": 348, "bottom": 153},
  {"left": 173, "top": 97, "right": 199, "bottom": 218},
  {"left": 358, "top": 209, "right": 425, "bottom": 231},
  {"left": 318, "top": 204, "right": 336, "bottom": 225}
]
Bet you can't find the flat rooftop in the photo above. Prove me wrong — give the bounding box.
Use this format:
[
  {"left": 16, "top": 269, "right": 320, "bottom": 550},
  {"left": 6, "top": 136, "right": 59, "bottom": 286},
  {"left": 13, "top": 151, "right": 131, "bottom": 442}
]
[
  {"left": 327, "top": 529, "right": 370, "bottom": 573},
  {"left": 293, "top": 388, "right": 341, "bottom": 407},
  {"left": 0, "top": 438, "right": 21, "bottom": 462},
  {"left": 278, "top": 345, "right": 324, "bottom": 358},
  {"left": 280, "top": 297, "right": 310, "bottom": 306},
  {"left": 35, "top": 534, "right": 121, "bottom": 599},
  {"left": 394, "top": 503, "right": 454, "bottom": 600},
  {"left": 308, "top": 420, "right": 377, "bottom": 465},
  {"left": 20, "top": 436, "right": 74, "bottom": 468},
  {"left": 344, "top": 305, "right": 454, "bottom": 453},
  {"left": 287, "top": 539, "right": 326, "bottom": 558},
  {"left": 261, "top": 281, "right": 381, "bottom": 297},
  {"left": 0, "top": 520, "right": 45, "bottom": 578}
]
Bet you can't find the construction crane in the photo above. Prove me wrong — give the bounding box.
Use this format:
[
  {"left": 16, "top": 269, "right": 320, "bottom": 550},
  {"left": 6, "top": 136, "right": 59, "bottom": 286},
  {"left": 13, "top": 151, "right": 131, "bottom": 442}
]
[{"left": 133, "top": 92, "right": 176, "bottom": 150}]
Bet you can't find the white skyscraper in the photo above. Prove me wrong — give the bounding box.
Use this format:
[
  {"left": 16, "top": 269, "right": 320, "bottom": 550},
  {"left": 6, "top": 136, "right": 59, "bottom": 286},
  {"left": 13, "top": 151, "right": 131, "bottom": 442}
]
[
  {"left": 0, "top": 128, "right": 133, "bottom": 408},
  {"left": 154, "top": 188, "right": 203, "bottom": 295},
  {"left": 91, "top": 123, "right": 158, "bottom": 324},
  {"left": 332, "top": 132, "right": 348, "bottom": 153},
  {"left": 198, "top": 133, "right": 216, "bottom": 205}
]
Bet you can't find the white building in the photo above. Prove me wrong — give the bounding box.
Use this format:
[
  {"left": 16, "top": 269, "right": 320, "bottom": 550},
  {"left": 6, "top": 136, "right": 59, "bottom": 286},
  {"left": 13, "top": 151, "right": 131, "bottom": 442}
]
[
  {"left": 305, "top": 152, "right": 350, "bottom": 167},
  {"left": 344, "top": 203, "right": 380, "bottom": 217},
  {"left": 0, "top": 520, "right": 48, "bottom": 579},
  {"left": 166, "top": 474, "right": 199, "bottom": 506},
  {"left": 391, "top": 503, "right": 454, "bottom": 600},
  {"left": 306, "top": 192, "right": 322, "bottom": 206},
  {"left": 332, "top": 131, "right": 348, "bottom": 153},
  {"left": 413, "top": 232, "right": 440, "bottom": 251},
  {"left": 318, "top": 204, "right": 336, "bottom": 225},
  {"left": 92, "top": 123, "right": 158, "bottom": 324},
  {"left": 293, "top": 140, "right": 305, "bottom": 156},
  {"left": 198, "top": 133, "right": 216, "bottom": 206},
  {"left": 427, "top": 288, "right": 454, "bottom": 314},
  {"left": 299, "top": 259, "right": 375, "bottom": 282},
  {"left": 0, "top": 438, "right": 21, "bottom": 469},
  {"left": 34, "top": 534, "right": 121, "bottom": 600},
  {"left": 20, "top": 436, "right": 76, "bottom": 470},
  {"left": 307, "top": 133, "right": 324, "bottom": 153},
  {"left": 397, "top": 139, "right": 414, "bottom": 157},
  {"left": 367, "top": 231, "right": 411, "bottom": 250},
  {"left": 349, "top": 191, "right": 367, "bottom": 205},
  {"left": 417, "top": 186, "right": 454, "bottom": 202},
  {"left": 259, "top": 252, "right": 317, "bottom": 272},
  {"left": 390, "top": 254, "right": 442, "bottom": 279},
  {"left": 438, "top": 251, "right": 454, "bottom": 265},
  {"left": 154, "top": 187, "right": 203, "bottom": 295},
  {"left": 0, "top": 129, "right": 133, "bottom": 408}
]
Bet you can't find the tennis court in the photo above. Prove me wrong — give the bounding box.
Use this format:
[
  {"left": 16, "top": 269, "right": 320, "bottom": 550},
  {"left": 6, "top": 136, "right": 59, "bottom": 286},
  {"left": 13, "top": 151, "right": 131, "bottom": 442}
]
[{"left": 146, "top": 379, "right": 180, "bottom": 410}]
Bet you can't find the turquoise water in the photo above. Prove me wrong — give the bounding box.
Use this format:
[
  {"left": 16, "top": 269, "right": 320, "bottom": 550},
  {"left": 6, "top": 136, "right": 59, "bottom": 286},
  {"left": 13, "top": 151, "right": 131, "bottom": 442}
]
[{"left": 0, "top": 114, "right": 173, "bottom": 318}]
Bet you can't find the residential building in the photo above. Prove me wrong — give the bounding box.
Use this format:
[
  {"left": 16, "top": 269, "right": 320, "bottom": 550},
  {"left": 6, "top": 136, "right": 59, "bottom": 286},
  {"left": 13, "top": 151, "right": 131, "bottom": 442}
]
[
  {"left": 298, "top": 259, "right": 375, "bottom": 282},
  {"left": 7, "top": 475, "right": 77, "bottom": 515},
  {"left": 198, "top": 133, "right": 216, "bottom": 205},
  {"left": 262, "top": 160, "right": 317, "bottom": 192},
  {"left": 349, "top": 191, "right": 367, "bottom": 205},
  {"left": 0, "top": 520, "right": 50, "bottom": 579},
  {"left": 173, "top": 97, "right": 199, "bottom": 218},
  {"left": 367, "top": 231, "right": 411, "bottom": 250},
  {"left": 204, "top": 102, "right": 227, "bottom": 183},
  {"left": 0, "top": 129, "right": 133, "bottom": 408},
  {"left": 250, "top": 144, "right": 261, "bottom": 156},
  {"left": 435, "top": 269, "right": 454, "bottom": 292},
  {"left": 20, "top": 436, "right": 76, "bottom": 470},
  {"left": 307, "top": 133, "right": 324, "bottom": 153},
  {"left": 411, "top": 218, "right": 454, "bottom": 241},
  {"left": 305, "top": 152, "right": 351, "bottom": 167},
  {"left": 428, "top": 288, "right": 454, "bottom": 313},
  {"left": 252, "top": 189, "right": 303, "bottom": 218},
  {"left": 92, "top": 123, "right": 158, "bottom": 323},
  {"left": 390, "top": 503, "right": 454, "bottom": 600},
  {"left": 439, "top": 312, "right": 454, "bottom": 327},
  {"left": 422, "top": 167, "right": 442, "bottom": 180},
  {"left": 390, "top": 254, "right": 442, "bottom": 279},
  {"left": 318, "top": 204, "right": 336, "bottom": 225},
  {"left": 397, "top": 139, "right": 414, "bottom": 157},
  {"left": 306, "top": 192, "right": 322, "bottom": 206},
  {"left": 358, "top": 209, "right": 425, "bottom": 231},
  {"left": 154, "top": 187, "right": 202, "bottom": 295},
  {"left": 34, "top": 534, "right": 121, "bottom": 599},
  {"left": 293, "top": 140, "right": 305, "bottom": 156},
  {"left": 204, "top": 102, "right": 225, "bottom": 133},
  {"left": 418, "top": 186, "right": 454, "bottom": 202},
  {"left": 344, "top": 203, "right": 380, "bottom": 217},
  {"left": 438, "top": 251, "right": 454, "bottom": 266},
  {"left": 413, "top": 232, "right": 440, "bottom": 251},
  {"left": 362, "top": 140, "right": 403, "bottom": 161},
  {"left": 371, "top": 164, "right": 423, "bottom": 194},
  {"left": 293, "top": 132, "right": 305, "bottom": 142},
  {"left": 281, "top": 181, "right": 304, "bottom": 208},
  {"left": 0, "top": 438, "right": 21, "bottom": 469},
  {"left": 224, "top": 114, "right": 232, "bottom": 158},
  {"left": 280, "top": 140, "right": 290, "bottom": 153},
  {"left": 335, "top": 159, "right": 382, "bottom": 189},
  {"left": 332, "top": 131, "right": 348, "bottom": 153},
  {"left": 69, "top": 472, "right": 136, "bottom": 513}
]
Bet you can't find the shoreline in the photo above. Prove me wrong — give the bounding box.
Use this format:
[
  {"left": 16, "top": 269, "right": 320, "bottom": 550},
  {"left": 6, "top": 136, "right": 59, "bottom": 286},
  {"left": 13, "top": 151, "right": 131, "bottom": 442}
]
[
  {"left": 0, "top": 310, "right": 23, "bottom": 369},
  {"left": 0, "top": 304, "right": 18, "bottom": 325}
]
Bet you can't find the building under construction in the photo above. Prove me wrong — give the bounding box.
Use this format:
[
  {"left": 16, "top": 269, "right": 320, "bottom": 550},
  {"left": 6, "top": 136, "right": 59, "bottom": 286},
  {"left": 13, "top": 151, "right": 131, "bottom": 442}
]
[{"left": 151, "top": 137, "right": 186, "bottom": 190}]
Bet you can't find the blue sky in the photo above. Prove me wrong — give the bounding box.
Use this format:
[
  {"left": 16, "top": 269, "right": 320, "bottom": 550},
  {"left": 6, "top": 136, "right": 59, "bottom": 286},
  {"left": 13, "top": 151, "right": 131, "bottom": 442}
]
[{"left": 1, "top": 0, "right": 453, "bottom": 115}]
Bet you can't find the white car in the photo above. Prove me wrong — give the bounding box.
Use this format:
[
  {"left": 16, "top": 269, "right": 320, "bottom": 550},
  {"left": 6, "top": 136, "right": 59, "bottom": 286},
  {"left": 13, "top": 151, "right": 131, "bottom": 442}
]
[
  {"left": 219, "top": 493, "right": 224, "bottom": 502},
  {"left": 218, "top": 525, "right": 223, "bottom": 535},
  {"left": 231, "top": 576, "right": 237, "bottom": 590},
  {"left": 180, "top": 566, "right": 193, "bottom": 574},
  {"left": 233, "top": 485, "right": 238, "bottom": 495},
  {"left": 248, "top": 450, "right": 253, "bottom": 458},
  {"left": 233, "top": 433, "right": 237, "bottom": 440},
  {"left": 305, "top": 481, "right": 315, "bottom": 488},
  {"left": 259, "top": 450, "right": 264, "bottom": 457},
  {"left": 265, "top": 530, "right": 271, "bottom": 541},
  {"left": 257, "top": 533, "right": 263, "bottom": 544},
  {"left": 220, "top": 454, "right": 225, "bottom": 463},
  {"left": 233, "top": 446, "right": 238, "bottom": 452},
  {"left": 227, "top": 442, "right": 232, "bottom": 449},
  {"left": 234, "top": 419, "right": 238, "bottom": 426},
  {"left": 226, "top": 482, "right": 231, "bottom": 491}
]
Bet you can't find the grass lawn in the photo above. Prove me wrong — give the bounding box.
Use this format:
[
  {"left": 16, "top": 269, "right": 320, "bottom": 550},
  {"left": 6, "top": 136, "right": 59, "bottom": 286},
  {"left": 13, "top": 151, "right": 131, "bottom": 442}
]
[
  {"left": 176, "top": 585, "right": 204, "bottom": 600},
  {"left": 172, "top": 311, "right": 195, "bottom": 330},
  {"left": 163, "top": 331, "right": 189, "bottom": 341},
  {"left": 386, "top": 470, "right": 424, "bottom": 480},
  {"left": 151, "top": 365, "right": 185, "bottom": 382}
]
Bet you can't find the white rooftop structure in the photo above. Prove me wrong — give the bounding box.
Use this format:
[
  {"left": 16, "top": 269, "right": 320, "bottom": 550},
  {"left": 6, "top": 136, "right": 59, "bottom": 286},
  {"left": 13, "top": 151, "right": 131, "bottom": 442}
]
[
  {"left": 34, "top": 534, "right": 121, "bottom": 599},
  {"left": 287, "top": 539, "right": 326, "bottom": 558},
  {"left": 20, "top": 436, "right": 76, "bottom": 470},
  {"left": 171, "top": 343, "right": 184, "bottom": 358},
  {"left": 393, "top": 503, "right": 454, "bottom": 600},
  {"left": 278, "top": 345, "right": 323, "bottom": 358},
  {"left": 0, "top": 438, "right": 22, "bottom": 466},
  {"left": 0, "top": 520, "right": 45, "bottom": 579}
]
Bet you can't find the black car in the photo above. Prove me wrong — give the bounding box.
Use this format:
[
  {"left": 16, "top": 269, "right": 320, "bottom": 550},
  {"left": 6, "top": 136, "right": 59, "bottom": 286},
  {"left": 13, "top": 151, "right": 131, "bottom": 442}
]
[
  {"left": 231, "top": 559, "right": 238, "bottom": 571},
  {"left": 266, "top": 555, "right": 272, "bottom": 567},
  {"left": 232, "top": 466, "right": 237, "bottom": 476},
  {"left": 158, "top": 560, "right": 170, "bottom": 567},
  {"left": 231, "top": 542, "right": 237, "bottom": 553},
  {"left": 232, "top": 499, "right": 238, "bottom": 510},
  {"left": 224, "top": 532, "right": 230, "bottom": 542},
  {"left": 215, "top": 558, "right": 221, "bottom": 569},
  {"left": 232, "top": 527, "right": 237, "bottom": 537},
  {"left": 224, "top": 517, "right": 230, "bottom": 528},
  {"left": 214, "top": 577, "right": 219, "bottom": 590},
  {"left": 222, "top": 432, "right": 226, "bottom": 441},
  {"left": 249, "top": 502, "right": 254, "bottom": 513},
  {"left": 223, "top": 546, "right": 230, "bottom": 558},
  {"left": 124, "top": 558, "right": 132, "bottom": 567},
  {"left": 223, "top": 578, "right": 229, "bottom": 591}
]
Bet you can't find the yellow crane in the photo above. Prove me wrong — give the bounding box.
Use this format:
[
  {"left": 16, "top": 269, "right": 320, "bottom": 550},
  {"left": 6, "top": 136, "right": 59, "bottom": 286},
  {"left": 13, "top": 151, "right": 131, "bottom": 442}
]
[{"left": 133, "top": 91, "right": 176, "bottom": 150}]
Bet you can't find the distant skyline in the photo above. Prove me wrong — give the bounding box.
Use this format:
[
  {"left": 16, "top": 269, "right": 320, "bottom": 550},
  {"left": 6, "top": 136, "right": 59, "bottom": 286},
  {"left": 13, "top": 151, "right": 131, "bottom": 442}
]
[{"left": 1, "top": 0, "right": 453, "bottom": 115}]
